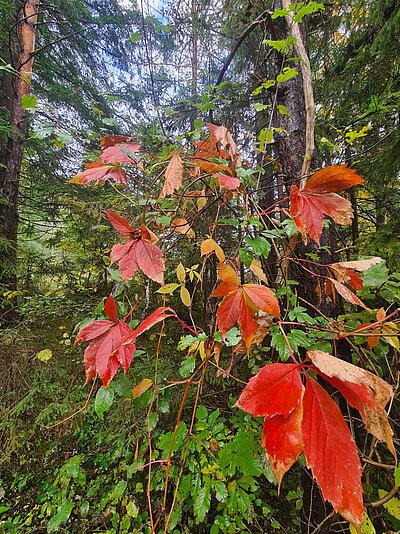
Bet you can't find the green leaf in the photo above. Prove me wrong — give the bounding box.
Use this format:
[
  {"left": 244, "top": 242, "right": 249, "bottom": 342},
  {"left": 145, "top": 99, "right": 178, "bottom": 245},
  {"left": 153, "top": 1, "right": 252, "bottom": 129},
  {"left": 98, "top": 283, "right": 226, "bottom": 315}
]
[
  {"left": 156, "top": 283, "right": 180, "bottom": 295},
  {"left": 194, "top": 485, "right": 211, "bottom": 523},
  {"left": 395, "top": 464, "right": 400, "bottom": 486},
  {"left": 148, "top": 412, "right": 158, "bottom": 431},
  {"left": 196, "top": 405, "right": 208, "bottom": 420},
  {"left": 277, "top": 104, "right": 289, "bottom": 115},
  {"left": 253, "top": 79, "right": 275, "bottom": 96},
  {"left": 219, "top": 431, "right": 261, "bottom": 477},
  {"left": 378, "top": 489, "right": 400, "bottom": 520},
  {"left": 224, "top": 326, "right": 241, "bottom": 347},
  {"left": 239, "top": 247, "right": 253, "bottom": 267},
  {"left": 294, "top": 2, "right": 325, "bottom": 23},
  {"left": 244, "top": 236, "right": 271, "bottom": 258},
  {"left": 271, "top": 7, "right": 289, "bottom": 19},
  {"left": 254, "top": 103, "right": 269, "bottom": 112},
  {"left": 363, "top": 262, "right": 389, "bottom": 287},
  {"left": 94, "top": 387, "right": 114, "bottom": 420},
  {"left": 47, "top": 501, "right": 74, "bottom": 533},
  {"left": 21, "top": 94, "right": 38, "bottom": 110},
  {"left": 110, "top": 375, "right": 132, "bottom": 398},
  {"left": 112, "top": 480, "right": 127, "bottom": 501},
  {"left": 158, "top": 422, "right": 188, "bottom": 455},
  {"left": 213, "top": 480, "right": 228, "bottom": 502},
  {"left": 129, "top": 32, "right": 142, "bottom": 43},
  {"left": 179, "top": 357, "right": 196, "bottom": 378},
  {"left": 277, "top": 67, "right": 298, "bottom": 83},
  {"left": 265, "top": 37, "right": 296, "bottom": 54}
]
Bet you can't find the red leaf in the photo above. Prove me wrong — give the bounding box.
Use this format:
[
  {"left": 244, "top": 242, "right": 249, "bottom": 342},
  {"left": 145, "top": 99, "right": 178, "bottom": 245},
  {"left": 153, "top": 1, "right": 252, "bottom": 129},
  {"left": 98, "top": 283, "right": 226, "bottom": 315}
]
[
  {"left": 109, "top": 222, "right": 164, "bottom": 284},
  {"left": 289, "top": 165, "right": 364, "bottom": 245},
  {"left": 68, "top": 165, "right": 127, "bottom": 186},
  {"left": 215, "top": 173, "right": 241, "bottom": 190},
  {"left": 290, "top": 185, "right": 353, "bottom": 245},
  {"left": 160, "top": 151, "right": 184, "bottom": 198},
  {"left": 302, "top": 375, "right": 363, "bottom": 527},
  {"left": 105, "top": 210, "right": 134, "bottom": 235},
  {"left": 242, "top": 284, "right": 280, "bottom": 318},
  {"left": 104, "top": 294, "right": 118, "bottom": 323},
  {"left": 83, "top": 321, "right": 135, "bottom": 387},
  {"left": 235, "top": 363, "right": 303, "bottom": 418},
  {"left": 215, "top": 289, "right": 242, "bottom": 335},
  {"left": 119, "top": 306, "right": 177, "bottom": 346},
  {"left": 100, "top": 135, "right": 132, "bottom": 149},
  {"left": 327, "top": 277, "right": 370, "bottom": 310},
  {"left": 75, "top": 319, "right": 115, "bottom": 344},
  {"left": 262, "top": 399, "right": 304, "bottom": 490},
  {"left": 100, "top": 142, "right": 140, "bottom": 164},
  {"left": 308, "top": 350, "right": 395, "bottom": 458}
]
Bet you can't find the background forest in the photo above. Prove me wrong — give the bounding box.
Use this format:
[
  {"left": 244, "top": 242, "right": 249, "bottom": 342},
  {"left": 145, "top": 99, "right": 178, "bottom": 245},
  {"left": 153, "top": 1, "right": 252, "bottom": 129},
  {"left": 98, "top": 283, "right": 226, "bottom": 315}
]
[{"left": 0, "top": 0, "right": 399, "bottom": 533}]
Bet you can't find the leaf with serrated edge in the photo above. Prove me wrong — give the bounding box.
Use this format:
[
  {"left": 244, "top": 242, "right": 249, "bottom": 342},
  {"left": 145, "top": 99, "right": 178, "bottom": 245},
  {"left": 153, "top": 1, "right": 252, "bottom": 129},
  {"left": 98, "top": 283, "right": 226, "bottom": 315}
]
[
  {"left": 328, "top": 278, "right": 370, "bottom": 310},
  {"left": 302, "top": 164, "right": 364, "bottom": 194},
  {"left": 160, "top": 151, "right": 184, "bottom": 198},
  {"left": 100, "top": 142, "right": 140, "bottom": 164},
  {"left": 235, "top": 363, "right": 303, "bottom": 418},
  {"left": 69, "top": 165, "right": 126, "bottom": 186},
  {"left": 308, "top": 350, "right": 395, "bottom": 458},
  {"left": 180, "top": 286, "right": 191, "bottom": 307},
  {"left": 302, "top": 375, "right": 363, "bottom": 528},
  {"left": 104, "top": 295, "right": 118, "bottom": 323},
  {"left": 201, "top": 238, "right": 225, "bottom": 262},
  {"left": 105, "top": 210, "right": 134, "bottom": 235},
  {"left": 249, "top": 259, "right": 268, "bottom": 284},
  {"left": 262, "top": 395, "right": 304, "bottom": 491}
]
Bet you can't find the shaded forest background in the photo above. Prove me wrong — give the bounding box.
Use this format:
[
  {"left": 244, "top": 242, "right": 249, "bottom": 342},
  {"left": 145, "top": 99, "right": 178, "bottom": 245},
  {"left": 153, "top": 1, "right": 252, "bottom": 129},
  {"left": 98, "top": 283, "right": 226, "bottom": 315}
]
[{"left": 0, "top": 0, "right": 399, "bottom": 533}]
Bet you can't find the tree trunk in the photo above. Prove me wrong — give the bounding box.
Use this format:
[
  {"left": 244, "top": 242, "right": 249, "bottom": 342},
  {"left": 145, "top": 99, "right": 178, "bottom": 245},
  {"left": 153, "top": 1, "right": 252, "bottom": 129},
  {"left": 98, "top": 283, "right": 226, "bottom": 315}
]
[{"left": 0, "top": 0, "right": 40, "bottom": 324}]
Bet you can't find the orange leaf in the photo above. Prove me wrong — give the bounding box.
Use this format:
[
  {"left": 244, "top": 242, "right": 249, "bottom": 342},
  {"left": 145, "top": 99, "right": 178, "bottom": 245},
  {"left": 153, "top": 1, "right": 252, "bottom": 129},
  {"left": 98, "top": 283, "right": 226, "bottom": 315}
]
[
  {"left": 171, "top": 218, "right": 195, "bottom": 239},
  {"left": 192, "top": 158, "right": 233, "bottom": 176},
  {"left": 132, "top": 378, "right": 153, "bottom": 399},
  {"left": 69, "top": 165, "right": 126, "bottom": 186},
  {"left": 303, "top": 164, "right": 364, "bottom": 194},
  {"left": 200, "top": 238, "right": 225, "bottom": 262},
  {"left": 329, "top": 257, "right": 382, "bottom": 290},
  {"left": 160, "top": 151, "right": 184, "bottom": 198},
  {"left": 207, "top": 123, "right": 241, "bottom": 167},
  {"left": 302, "top": 375, "right": 363, "bottom": 528},
  {"left": 289, "top": 165, "right": 364, "bottom": 245}
]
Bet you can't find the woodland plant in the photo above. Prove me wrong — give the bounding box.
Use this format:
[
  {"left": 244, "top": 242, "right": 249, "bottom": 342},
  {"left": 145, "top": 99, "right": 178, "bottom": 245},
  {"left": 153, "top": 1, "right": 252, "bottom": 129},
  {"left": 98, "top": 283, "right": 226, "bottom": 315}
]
[{"left": 65, "top": 121, "right": 399, "bottom": 533}]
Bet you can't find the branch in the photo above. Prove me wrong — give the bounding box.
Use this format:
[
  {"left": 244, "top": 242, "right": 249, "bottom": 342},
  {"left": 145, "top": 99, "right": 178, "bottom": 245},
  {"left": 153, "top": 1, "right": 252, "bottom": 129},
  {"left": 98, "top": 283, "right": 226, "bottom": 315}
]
[
  {"left": 282, "top": 0, "right": 315, "bottom": 186},
  {"left": 215, "top": 10, "right": 270, "bottom": 88},
  {"left": 368, "top": 485, "right": 399, "bottom": 508}
]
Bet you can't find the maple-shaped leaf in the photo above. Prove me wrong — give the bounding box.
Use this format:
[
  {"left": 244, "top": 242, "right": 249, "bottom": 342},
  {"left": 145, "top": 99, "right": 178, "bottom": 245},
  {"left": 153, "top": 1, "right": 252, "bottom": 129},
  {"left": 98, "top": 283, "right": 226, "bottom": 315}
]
[
  {"left": 262, "top": 399, "right": 304, "bottom": 490},
  {"left": 212, "top": 263, "right": 279, "bottom": 348},
  {"left": 75, "top": 295, "right": 135, "bottom": 387},
  {"left": 308, "top": 350, "right": 396, "bottom": 458},
  {"left": 192, "top": 158, "right": 233, "bottom": 176},
  {"left": 100, "top": 135, "right": 132, "bottom": 149},
  {"left": 329, "top": 257, "right": 382, "bottom": 291},
  {"left": 69, "top": 164, "right": 127, "bottom": 186},
  {"left": 235, "top": 363, "right": 303, "bottom": 418},
  {"left": 160, "top": 151, "right": 184, "bottom": 198},
  {"left": 207, "top": 123, "right": 241, "bottom": 167},
  {"left": 215, "top": 173, "right": 241, "bottom": 190},
  {"left": 289, "top": 164, "right": 364, "bottom": 245},
  {"left": 194, "top": 138, "right": 230, "bottom": 161},
  {"left": 100, "top": 142, "right": 141, "bottom": 164},
  {"left": 106, "top": 211, "right": 164, "bottom": 284},
  {"left": 302, "top": 374, "right": 363, "bottom": 528}
]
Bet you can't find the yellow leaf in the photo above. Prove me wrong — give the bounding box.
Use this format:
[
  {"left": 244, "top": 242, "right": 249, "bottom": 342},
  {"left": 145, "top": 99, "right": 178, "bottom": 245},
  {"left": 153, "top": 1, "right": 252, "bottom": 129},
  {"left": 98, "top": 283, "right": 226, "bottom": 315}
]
[
  {"left": 349, "top": 512, "right": 375, "bottom": 533},
  {"left": 156, "top": 283, "right": 180, "bottom": 295},
  {"left": 197, "top": 190, "right": 207, "bottom": 211},
  {"left": 132, "top": 378, "right": 153, "bottom": 399},
  {"left": 200, "top": 238, "right": 225, "bottom": 262},
  {"left": 176, "top": 263, "right": 186, "bottom": 283},
  {"left": 378, "top": 489, "right": 400, "bottom": 519},
  {"left": 37, "top": 349, "right": 53, "bottom": 362},
  {"left": 180, "top": 286, "right": 191, "bottom": 307},
  {"left": 249, "top": 259, "right": 268, "bottom": 284}
]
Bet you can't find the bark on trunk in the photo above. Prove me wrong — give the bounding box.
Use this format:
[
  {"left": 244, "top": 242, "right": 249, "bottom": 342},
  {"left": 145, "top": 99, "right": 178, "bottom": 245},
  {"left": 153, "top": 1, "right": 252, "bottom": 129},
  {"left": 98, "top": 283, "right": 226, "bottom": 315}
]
[{"left": 0, "top": 0, "right": 40, "bottom": 324}]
